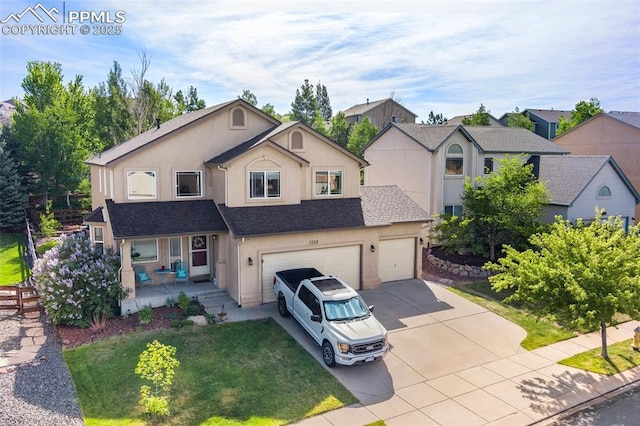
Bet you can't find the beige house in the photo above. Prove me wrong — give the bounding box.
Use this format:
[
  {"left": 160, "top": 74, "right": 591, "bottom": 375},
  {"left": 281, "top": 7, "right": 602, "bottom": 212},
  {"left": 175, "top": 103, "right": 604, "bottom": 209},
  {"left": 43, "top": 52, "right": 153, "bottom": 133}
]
[
  {"left": 343, "top": 98, "right": 417, "bottom": 129},
  {"left": 84, "top": 99, "right": 429, "bottom": 313},
  {"left": 552, "top": 112, "right": 640, "bottom": 221},
  {"left": 362, "top": 123, "right": 570, "bottom": 236}
]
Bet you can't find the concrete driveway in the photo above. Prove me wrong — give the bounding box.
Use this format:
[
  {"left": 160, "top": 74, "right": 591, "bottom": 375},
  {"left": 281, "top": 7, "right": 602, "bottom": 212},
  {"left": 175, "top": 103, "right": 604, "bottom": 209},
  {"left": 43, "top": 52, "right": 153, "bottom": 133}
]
[{"left": 269, "top": 279, "right": 640, "bottom": 426}]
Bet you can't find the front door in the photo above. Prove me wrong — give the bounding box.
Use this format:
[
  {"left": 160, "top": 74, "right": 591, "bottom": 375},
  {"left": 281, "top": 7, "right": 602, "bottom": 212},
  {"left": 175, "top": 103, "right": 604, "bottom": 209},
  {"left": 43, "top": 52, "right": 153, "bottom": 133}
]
[{"left": 190, "top": 235, "right": 210, "bottom": 277}]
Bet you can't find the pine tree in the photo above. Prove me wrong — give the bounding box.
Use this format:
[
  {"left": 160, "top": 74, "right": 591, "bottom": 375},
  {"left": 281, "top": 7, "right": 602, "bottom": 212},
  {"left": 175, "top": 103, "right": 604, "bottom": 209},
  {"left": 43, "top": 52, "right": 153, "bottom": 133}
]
[
  {"left": 0, "top": 140, "right": 28, "bottom": 231},
  {"left": 291, "top": 79, "right": 319, "bottom": 126},
  {"left": 316, "top": 81, "right": 332, "bottom": 121}
]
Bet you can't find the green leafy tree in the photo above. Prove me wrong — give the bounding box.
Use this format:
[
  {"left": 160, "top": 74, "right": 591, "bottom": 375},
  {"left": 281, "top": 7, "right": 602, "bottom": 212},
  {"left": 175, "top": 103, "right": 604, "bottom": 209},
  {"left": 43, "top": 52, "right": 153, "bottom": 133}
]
[
  {"left": 93, "top": 61, "right": 133, "bottom": 148},
  {"left": 260, "top": 103, "right": 280, "bottom": 119},
  {"left": 174, "top": 85, "right": 206, "bottom": 114},
  {"left": 312, "top": 115, "right": 329, "bottom": 137},
  {"left": 347, "top": 116, "right": 378, "bottom": 157},
  {"left": 238, "top": 89, "right": 258, "bottom": 106},
  {"left": 556, "top": 97, "right": 603, "bottom": 136},
  {"left": 135, "top": 340, "right": 180, "bottom": 418},
  {"left": 291, "top": 79, "right": 319, "bottom": 126},
  {"left": 507, "top": 107, "right": 534, "bottom": 131},
  {"left": 433, "top": 155, "right": 550, "bottom": 261},
  {"left": 425, "top": 111, "right": 447, "bottom": 125},
  {"left": 462, "top": 104, "right": 491, "bottom": 126},
  {"left": 487, "top": 211, "right": 640, "bottom": 359},
  {"left": 316, "top": 81, "right": 332, "bottom": 121},
  {"left": 329, "top": 111, "right": 351, "bottom": 148},
  {"left": 38, "top": 200, "right": 61, "bottom": 237},
  {"left": 0, "top": 139, "right": 27, "bottom": 231}
]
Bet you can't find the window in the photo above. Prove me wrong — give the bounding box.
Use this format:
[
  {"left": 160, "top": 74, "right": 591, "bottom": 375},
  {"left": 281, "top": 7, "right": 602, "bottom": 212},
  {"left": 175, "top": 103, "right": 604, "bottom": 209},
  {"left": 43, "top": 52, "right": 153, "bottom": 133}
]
[
  {"left": 93, "top": 226, "right": 104, "bottom": 253},
  {"left": 231, "top": 107, "right": 246, "bottom": 128},
  {"left": 176, "top": 171, "right": 202, "bottom": 197},
  {"left": 444, "top": 205, "right": 463, "bottom": 217},
  {"left": 291, "top": 131, "right": 304, "bottom": 150},
  {"left": 597, "top": 186, "right": 611, "bottom": 198},
  {"left": 484, "top": 157, "right": 494, "bottom": 174},
  {"left": 169, "top": 237, "right": 182, "bottom": 268},
  {"left": 249, "top": 171, "right": 281, "bottom": 199},
  {"left": 127, "top": 171, "right": 157, "bottom": 199},
  {"left": 315, "top": 170, "right": 343, "bottom": 196},
  {"left": 131, "top": 239, "right": 158, "bottom": 263},
  {"left": 445, "top": 144, "right": 464, "bottom": 175}
]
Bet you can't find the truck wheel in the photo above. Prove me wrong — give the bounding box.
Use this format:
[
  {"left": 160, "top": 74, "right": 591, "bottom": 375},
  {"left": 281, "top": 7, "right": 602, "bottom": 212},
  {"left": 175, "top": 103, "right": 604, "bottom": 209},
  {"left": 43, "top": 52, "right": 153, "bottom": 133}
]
[
  {"left": 277, "top": 295, "right": 291, "bottom": 317},
  {"left": 322, "top": 341, "right": 336, "bottom": 367}
]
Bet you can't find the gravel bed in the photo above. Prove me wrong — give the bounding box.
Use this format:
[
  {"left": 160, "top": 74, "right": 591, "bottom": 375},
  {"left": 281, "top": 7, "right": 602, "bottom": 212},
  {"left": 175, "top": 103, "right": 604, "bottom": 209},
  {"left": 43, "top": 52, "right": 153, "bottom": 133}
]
[{"left": 0, "top": 311, "right": 84, "bottom": 426}]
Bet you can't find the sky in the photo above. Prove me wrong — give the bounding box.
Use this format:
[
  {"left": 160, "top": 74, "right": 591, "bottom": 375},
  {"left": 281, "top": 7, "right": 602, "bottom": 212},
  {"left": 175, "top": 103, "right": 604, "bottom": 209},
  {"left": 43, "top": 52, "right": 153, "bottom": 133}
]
[{"left": 1, "top": 0, "right": 639, "bottom": 121}]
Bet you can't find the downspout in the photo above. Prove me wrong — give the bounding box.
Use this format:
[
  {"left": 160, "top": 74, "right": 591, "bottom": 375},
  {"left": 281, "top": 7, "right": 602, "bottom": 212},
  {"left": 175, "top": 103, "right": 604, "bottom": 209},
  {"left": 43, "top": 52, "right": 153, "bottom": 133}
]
[
  {"left": 119, "top": 239, "right": 125, "bottom": 310},
  {"left": 237, "top": 237, "right": 245, "bottom": 307},
  {"left": 217, "top": 165, "right": 228, "bottom": 206}
]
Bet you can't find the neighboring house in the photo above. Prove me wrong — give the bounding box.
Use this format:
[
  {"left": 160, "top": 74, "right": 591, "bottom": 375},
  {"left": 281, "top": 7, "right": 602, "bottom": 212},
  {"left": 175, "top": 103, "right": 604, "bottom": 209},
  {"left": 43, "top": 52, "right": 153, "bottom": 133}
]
[
  {"left": 362, "top": 123, "right": 569, "bottom": 233},
  {"left": 539, "top": 155, "right": 639, "bottom": 229},
  {"left": 0, "top": 100, "right": 16, "bottom": 127},
  {"left": 552, "top": 111, "right": 640, "bottom": 221},
  {"left": 343, "top": 98, "right": 417, "bottom": 129},
  {"left": 446, "top": 114, "right": 504, "bottom": 127},
  {"left": 515, "top": 109, "right": 571, "bottom": 140},
  {"left": 84, "top": 99, "right": 429, "bottom": 313}
]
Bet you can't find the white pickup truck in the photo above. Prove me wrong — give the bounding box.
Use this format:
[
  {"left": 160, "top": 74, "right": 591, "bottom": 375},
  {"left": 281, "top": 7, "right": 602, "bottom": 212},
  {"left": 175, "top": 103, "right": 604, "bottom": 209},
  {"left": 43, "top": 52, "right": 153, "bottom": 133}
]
[{"left": 273, "top": 268, "right": 389, "bottom": 367}]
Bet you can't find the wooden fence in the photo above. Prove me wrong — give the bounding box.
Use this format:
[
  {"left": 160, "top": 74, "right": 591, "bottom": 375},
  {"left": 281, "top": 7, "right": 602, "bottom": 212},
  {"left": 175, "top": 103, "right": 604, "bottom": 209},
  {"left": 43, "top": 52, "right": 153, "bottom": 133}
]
[{"left": 0, "top": 285, "right": 43, "bottom": 314}]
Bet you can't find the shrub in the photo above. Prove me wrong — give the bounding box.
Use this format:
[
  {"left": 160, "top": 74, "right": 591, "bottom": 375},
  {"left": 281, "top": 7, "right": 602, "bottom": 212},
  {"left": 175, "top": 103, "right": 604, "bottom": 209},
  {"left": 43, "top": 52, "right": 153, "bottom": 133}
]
[
  {"left": 171, "top": 319, "right": 193, "bottom": 328},
  {"left": 138, "top": 305, "right": 154, "bottom": 324},
  {"left": 177, "top": 292, "right": 189, "bottom": 310},
  {"left": 165, "top": 297, "right": 176, "bottom": 307},
  {"left": 32, "top": 231, "right": 127, "bottom": 327},
  {"left": 135, "top": 340, "right": 180, "bottom": 418},
  {"left": 39, "top": 200, "right": 61, "bottom": 237},
  {"left": 184, "top": 304, "right": 201, "bottom": 317}
]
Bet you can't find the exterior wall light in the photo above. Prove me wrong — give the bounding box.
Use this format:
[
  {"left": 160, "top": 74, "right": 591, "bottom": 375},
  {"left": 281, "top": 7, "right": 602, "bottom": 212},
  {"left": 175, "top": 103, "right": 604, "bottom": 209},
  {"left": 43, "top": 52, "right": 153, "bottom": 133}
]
[
  {"left": 370, "top": 245, "right": 376, "bottom": 253},
  {"left": 248, "top": 257, "right": 253, "bottom": 266}
]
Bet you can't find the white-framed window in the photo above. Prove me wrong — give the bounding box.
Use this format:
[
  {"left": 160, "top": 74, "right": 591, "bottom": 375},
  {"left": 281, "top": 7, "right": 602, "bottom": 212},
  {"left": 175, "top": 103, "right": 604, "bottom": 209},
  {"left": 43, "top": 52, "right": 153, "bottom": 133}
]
[
  {"left": 176, "top": 171, "right": 202, "bottom": 198},
  {"left": 131, "top": 239, "right": 158, "bottom": 263},
  {"left": 169, "top": 237, "right": 182, "bottom": 268},
  {"left": 484, "top": 157, "right": 494, "bottom": 174},
  {"left": 315, "top": 170, "right": 343, "bottom": 196},
  {"left": 445, "top": 144, "right": 464, "bottom": 175},
  {"left": 597, "top": 185, "right": 611, "bottom": 198},
  {"left": 249, "top": 171, "right": 281, "bottom": 199},
  {"left": 127, "top": 170, "right": 157, "bottom": 199},
  {"left": 444, "top": 205, "right": 463, "bottom": 217},
  {"left": 290, "top": 130, "right": 304, "bottom": 150},
  {"left": 230, "top": 107, "right": 246, "bottom": 129},
  {"left": 93, "top": 226, "right": 104, "bottom": 253}
]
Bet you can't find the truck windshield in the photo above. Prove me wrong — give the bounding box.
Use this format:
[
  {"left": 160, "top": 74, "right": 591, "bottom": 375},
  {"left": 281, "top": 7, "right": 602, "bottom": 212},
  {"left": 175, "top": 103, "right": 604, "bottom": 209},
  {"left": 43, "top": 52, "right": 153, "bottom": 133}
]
[{"left": 324, "top": 297, "right": 369, "bottom": 321}]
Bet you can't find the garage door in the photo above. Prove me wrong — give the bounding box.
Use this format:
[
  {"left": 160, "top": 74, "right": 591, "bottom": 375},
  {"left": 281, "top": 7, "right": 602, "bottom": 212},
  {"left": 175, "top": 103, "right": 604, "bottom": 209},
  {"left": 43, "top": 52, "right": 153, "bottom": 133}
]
[
  {"left": 262, "top": 245, "right": 361, "bottom": 303},
  {"left": 378, "top": 238, "right": 415, "bottom": 282}
]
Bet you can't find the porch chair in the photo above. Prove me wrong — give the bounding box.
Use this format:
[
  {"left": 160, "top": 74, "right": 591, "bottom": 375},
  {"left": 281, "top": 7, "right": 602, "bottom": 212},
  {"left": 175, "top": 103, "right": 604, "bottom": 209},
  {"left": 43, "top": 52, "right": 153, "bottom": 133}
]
[
  {"left": 134, "top": 266, "right": 153, "bottom": 287},
  {"left": 174, "top": 261, "right": 188, "bottom": 285}
]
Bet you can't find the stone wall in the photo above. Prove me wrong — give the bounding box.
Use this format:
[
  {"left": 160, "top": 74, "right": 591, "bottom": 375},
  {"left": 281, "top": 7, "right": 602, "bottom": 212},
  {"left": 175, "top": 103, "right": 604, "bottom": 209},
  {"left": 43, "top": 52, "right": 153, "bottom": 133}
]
[{"left": 426, "top": 249, "right": 490, "bottom": 278}]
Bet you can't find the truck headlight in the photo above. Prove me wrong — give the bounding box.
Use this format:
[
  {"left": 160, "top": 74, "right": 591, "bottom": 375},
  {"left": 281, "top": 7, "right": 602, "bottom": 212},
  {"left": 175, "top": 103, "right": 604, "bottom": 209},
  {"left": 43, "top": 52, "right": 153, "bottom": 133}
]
[{"left": 337, "top": 342, "right": 350, "bottom": 353}]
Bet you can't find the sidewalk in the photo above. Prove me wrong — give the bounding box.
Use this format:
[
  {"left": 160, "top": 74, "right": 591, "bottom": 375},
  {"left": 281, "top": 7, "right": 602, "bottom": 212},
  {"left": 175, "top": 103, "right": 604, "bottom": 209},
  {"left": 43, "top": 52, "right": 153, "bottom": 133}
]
[{"left": 284, "top": 280, "right": 640, "bottom": 426}]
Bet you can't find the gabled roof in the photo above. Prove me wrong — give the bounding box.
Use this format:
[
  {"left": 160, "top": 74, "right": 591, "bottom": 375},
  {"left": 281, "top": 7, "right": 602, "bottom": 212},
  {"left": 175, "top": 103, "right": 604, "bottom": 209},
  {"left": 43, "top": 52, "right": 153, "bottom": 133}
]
[
  {"left": 86, "top": 99, "right": 280, "bottom": 166},
  {"left": 524, "top": 109, "right": 572, "bottom": 124},
  {"left": 343, "top": 98, "right": 418, "bottom": 119},
  {"left": 101, "top": 199, "right": 228, "bottom": 239},
  {"left": 446, "top": 114, "right": 504, "bottom": 127},
  {"left": 83, "top": 206, "right": 105, "bottom": 223},
  {"left": 365, "top": 123, "right": 569, "bottom": 155},
  {"left": 539, "top": 155, "right": 640, "bottom": 206},
  {"left": 606, "top": 111, "right": 640, "bottom": 129},
  {"left": 218, "top": 185, "right": 429, "bottom": 237}
]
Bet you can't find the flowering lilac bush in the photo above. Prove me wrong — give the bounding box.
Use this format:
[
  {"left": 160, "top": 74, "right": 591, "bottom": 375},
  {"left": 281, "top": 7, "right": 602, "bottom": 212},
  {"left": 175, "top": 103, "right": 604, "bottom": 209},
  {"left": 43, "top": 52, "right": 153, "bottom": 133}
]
[{"left": 32, "top": 231, "right": 128, "bottom": 327}]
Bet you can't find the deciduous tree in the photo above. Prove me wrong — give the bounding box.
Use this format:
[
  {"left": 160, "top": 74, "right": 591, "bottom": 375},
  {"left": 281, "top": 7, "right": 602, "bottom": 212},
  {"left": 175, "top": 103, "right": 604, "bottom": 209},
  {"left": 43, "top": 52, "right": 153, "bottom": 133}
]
[
  {"left": 556, "top": 97, "right": 603, "bottom": 136},
  {"left": 507, "top": 107, "right": 534, "bottom": 131},
  {"left": 238, "top": 89, "right": 258, "bottom": 106},
  {"left": 329, "top": 111, "right": 351, "bottom": 148},
  {"left": 347, "top": 116, "right": 378, "bottom": 157},
  {"left": 487, "top": 211, "right": 640, "bottom": 359},
  {"left": 462, "top": 104, "right": 491, "bottom": 126}
]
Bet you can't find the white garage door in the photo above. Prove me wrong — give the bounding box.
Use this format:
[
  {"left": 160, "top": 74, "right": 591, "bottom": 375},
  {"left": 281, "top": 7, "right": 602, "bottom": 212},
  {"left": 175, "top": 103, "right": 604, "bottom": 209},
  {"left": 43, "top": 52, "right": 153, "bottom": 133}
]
[
  {"left": 262, "top": 245, "right": 361, "bottom": 303},
  {"left": 379, "top": 238, "right": 416, "bottom": 282}
]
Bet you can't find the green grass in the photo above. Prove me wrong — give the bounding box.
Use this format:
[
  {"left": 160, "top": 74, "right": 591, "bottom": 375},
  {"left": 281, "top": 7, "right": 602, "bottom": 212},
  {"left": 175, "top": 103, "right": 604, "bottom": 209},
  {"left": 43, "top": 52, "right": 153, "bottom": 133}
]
[
  {"left": 36, "top": 239, "right": 58, "bottom": 256},
  {"left": 447, "top": 281, "right": 575, "bottom": 350},
  {"left": 0, "top": 233, "right": 30, "bottom": 285},
  {"left": 64, "top": 318, "right": 357, "bottom": 425},
  {"left": 560, "top": 339, "right": 640, "bottom": 375}
]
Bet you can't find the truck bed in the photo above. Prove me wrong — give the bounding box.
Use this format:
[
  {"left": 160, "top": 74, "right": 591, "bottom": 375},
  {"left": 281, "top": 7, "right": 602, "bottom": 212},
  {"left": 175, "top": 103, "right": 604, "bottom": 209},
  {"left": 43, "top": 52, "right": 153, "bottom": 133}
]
[{"left": 275, "top": 268, "right": 324, "bottom": 293}]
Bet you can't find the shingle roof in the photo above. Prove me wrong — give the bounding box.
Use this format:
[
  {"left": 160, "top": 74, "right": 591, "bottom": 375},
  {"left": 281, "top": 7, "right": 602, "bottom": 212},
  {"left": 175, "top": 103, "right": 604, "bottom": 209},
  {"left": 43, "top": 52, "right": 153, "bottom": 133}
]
[
  {"left": 388, "top": 123, "right": 569, "bottom": 154},
  {"left": 104, "top": 199, "right": 228, "bottom": 239},
  {"left": 446, "top": 114, "right": 504, "bottom": 127},
  {"left": 343, "top": 98, "right": 418, "bottom": 119},
  {"left": 607, "top": 111, "right": 640, "bottom": 129},
  {"left": 218, "top": 186, "right": 429, "bottom": 237},
  {"left": 525, "top": 109, "right": 572, "bottom": 123},
  {"left": 83, "top": 206, "right": 105, "bottom": 223},
  {"left": 206, "top": 127, "right": 278, "bottom": 164},
  {"left": 539, "top": 155, "right": 640, "bottom": 206}
]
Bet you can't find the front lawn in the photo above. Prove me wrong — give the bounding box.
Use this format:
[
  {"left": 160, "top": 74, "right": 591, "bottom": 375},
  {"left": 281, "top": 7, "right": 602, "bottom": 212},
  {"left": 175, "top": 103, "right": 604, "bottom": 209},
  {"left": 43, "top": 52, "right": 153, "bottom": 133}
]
[
  {"left": 64, "top": 318, "right": 356, "bottom": 425},
  {"left": 0, "top": 233, "right": 30, "bottom": 285},
  {"left": 560, "top": 339, "right": 640, "bottom": 375},
  {"left": 447, "top": 281, "right": 576, "bottom": 350}
]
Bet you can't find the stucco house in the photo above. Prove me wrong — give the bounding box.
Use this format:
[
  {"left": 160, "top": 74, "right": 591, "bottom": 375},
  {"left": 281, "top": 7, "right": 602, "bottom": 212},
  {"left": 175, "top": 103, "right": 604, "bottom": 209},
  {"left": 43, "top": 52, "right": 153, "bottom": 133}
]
[
  {"left": 552, "top": 111, "right": 640, "bottom": 221},
  {"left": 539, "top": 155, "right": 639, "bottom": 228},
  {"left": 84, "top": 99, "right": 429, "bottom": 313},
  {"left": 343, "top": 98, "right": 417, "bottom": 129},
  {"left": 362, "top": 124, "right": 571, "bottom": 242}
]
